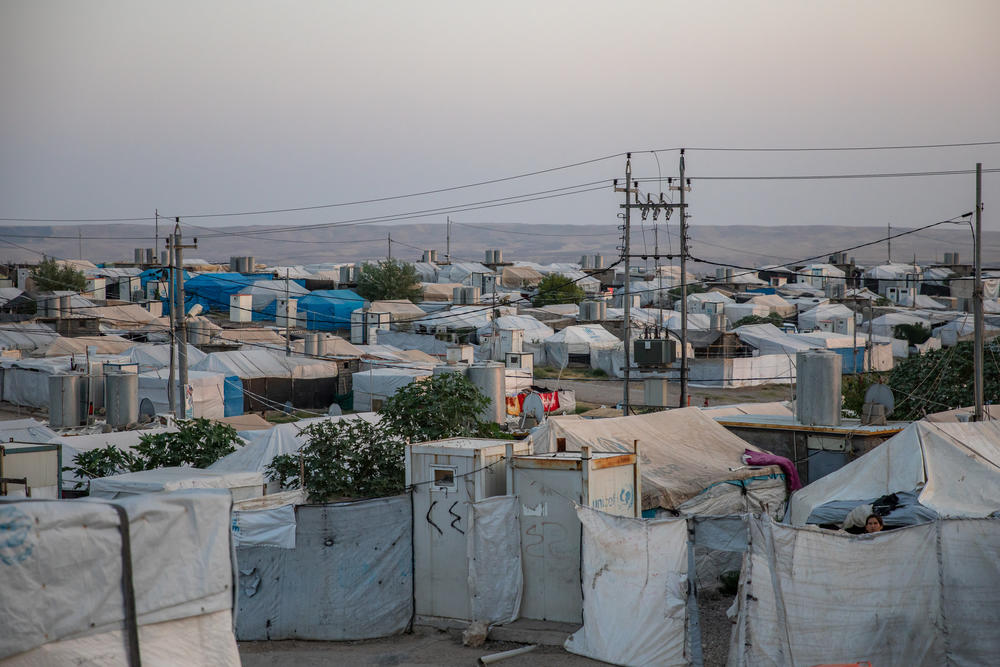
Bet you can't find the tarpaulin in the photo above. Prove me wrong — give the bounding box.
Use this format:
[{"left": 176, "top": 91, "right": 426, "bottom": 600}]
[
  {"left": 728, "top": 516, "right": 1000, "bottom": 667},
  {"left": 468, "top": 496, "right": 522, "bottom": 625},
  {"left": 565, "top": 506, "right": 689, "bottom": 666},
  {"left": 0, "top": 490, "right": 237, "bottom": 664},
  {"left": 235, "top": 495, "right": 412, "bottom": 641},
  {"left": 232, "top": 504, "right": 297, "bottom": 549},
  {"left": 744, "top": 449, "right": 802, "bottom": 491}
]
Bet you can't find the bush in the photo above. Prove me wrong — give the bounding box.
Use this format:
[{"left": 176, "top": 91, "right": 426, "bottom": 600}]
[
  {"left": 133, "top": 418, "right": 241, "bottom": 469},
  {"left": 356, "top": 259, "right": 422, "bottom": 302},
  {"left": 532, "top": 273, "right": 585, "bottom": 307},
  {"left": 893, "top": 323, "right": 931, "bottom": 346},
  {"left": 64, "top": 445, "right": 145, "bottom": 489},
  {"left": 733, "top": 313, "right": 784, "bottom": 328},
  {"left": 30, "top": 258, "right": 86, "bottom": 292},
  {"left": 888, "top": 342, "right": 1000, "bottom": 419}
]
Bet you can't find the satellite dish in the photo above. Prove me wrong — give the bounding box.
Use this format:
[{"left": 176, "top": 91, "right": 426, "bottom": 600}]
[
  {"left": 327, "top": 403, "right": 343, "bottom": 416},
  {"left": 864, "top": 383, "right": 895, "bottom": 416},
  {"left": 138, "top": 398, "right": 156, "bottom": 419},
  {"left": 521, "top": 393, "right": 547, "bottom": 425}
]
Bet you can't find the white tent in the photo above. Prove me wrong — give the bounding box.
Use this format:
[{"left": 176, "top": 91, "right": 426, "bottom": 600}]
[
  {"left": 798, "top": 302, "right": 854, "bottom": 332},
  {"left": 192, "top": 349, "right": 339, "bottom": 379},
  {"left": 542, "top": 324, "right": 620, "bottom": 368},
  {"left": 530, "top": 408, "right": 787, "bottom": 515},
  {"left": 476, "top": 314, "right": 554, "bottom": 343},
  {"left": 89, "top": 467, "right": 265, "bottom": 500},
  {"left": 125, "top": 342, "right": 208, "bottom": 371},
  {"left": 788, "top": 420, "right": 1000, "bottom": 525},
  {"left": 734, "top": 323, "right": 813, "bottom": 356},
  {"left": 0, "top": 490, "right": 240, "bottom": 665},
  {"left": 137, "top": 369, "right": 226, "bottom": 418},
  {"left": 352, "top": 367, "right": 432, "bottom": 411}
]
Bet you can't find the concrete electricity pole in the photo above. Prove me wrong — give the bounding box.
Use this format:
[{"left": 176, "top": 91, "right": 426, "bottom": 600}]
[
  {"left": 675, "top": 150, "right": 691, "bottom": 408},
  {"left": 172, "top": 219, "right": 197, "bottom": 418},
  {"left": 974, "top": 163, "right": 984, "bottom": 421},
  {"left": 620, "top": 154, "right": 633, "bottom": 416}
]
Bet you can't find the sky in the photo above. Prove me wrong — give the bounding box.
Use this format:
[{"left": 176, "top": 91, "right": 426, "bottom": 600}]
[{"left": 2, "top": 0, "right": 999, "bottom": 242}]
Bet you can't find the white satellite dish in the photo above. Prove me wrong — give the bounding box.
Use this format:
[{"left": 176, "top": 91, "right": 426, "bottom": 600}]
[
  {"left": 864, "top": 383, "right": 895, "bottom": 416},
  {"left": 327, "top": 403, "right": 343, "bottom": 416},
  {"left": 520, "top": 393, "right": 547, "bottom": 427}
]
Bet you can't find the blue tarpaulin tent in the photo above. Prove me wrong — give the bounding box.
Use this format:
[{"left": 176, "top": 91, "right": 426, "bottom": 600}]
[
  {"left": 223, "top": 376, "right": 244, "bottom": 417},
  {"left": 182, "top": 273, "right": 258, "bottom": 313},
  {"left": 297, "top": 289, "right": 368, "bottom": 331}
]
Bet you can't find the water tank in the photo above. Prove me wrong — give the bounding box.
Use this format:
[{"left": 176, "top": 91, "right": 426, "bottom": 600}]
[
  {"left": 485, "top": 250, "right": 495, "bottom": 264},
  {"left": 59, "top": 295, "right": 71, "bottom": 316},
  {"left": 795, "top": 349, "right": 842, "bottom": 426},
  {"left": 463, "top": 286, "right": 481, "bottom": 304},
  {"left": 188, "top": 320, "right": 211, "bottom": 345},
  {"left": 710, "top": 312, "right": 726, "bottom": 331},
  {"left": 580, "top": 255, "right": 593, "bottom": 269},
  {"left": 160, "top": 250, "right": 168, "bottom": 266},
  {"left": 339, "top": 265, "right": 355, "bottom": 283},
  {"left": 596, "top": 300, "right": 607, "bottom": 320},
  {"left": 467, "top": 362, "right": 505, "bottom": 424},
  {"left": 246, "top": 256, "right": 255, "bottom": 272},
  {"left": 579, "top": 301, "right": 597, "bottom": 320},
  {"left": 229, "top": 256, "right": 239, "bottom": 271},
  {"left": 134, "top": 248, "right": 145, "bottom": 264},
  {"left": 305, "top": 332, "right": 322, "bottom": 356},
  {"left": 106, "top": 372, "right": 139, "bottom": 427},
  {"left": 49, "top": 374, "right": 84, "bottom": 428},
  {"left": 145, "top": 248, "right": 155, "bottom": 264},
  {"left": 592, "top": 254, "right": 605, "bottom": 269},
  {"left": 494, "top": 249, "right": 503, "bottom": 264}
]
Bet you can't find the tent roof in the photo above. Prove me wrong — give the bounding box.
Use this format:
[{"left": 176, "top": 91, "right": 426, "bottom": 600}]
[
  {"left": 192, "top": 349, "right": 339, "bottom": 378},
  {"left": 543, "top": 324, "right": 620, "bottom": 347},
  {"left": 421, "top": 282, "right": 463, "bottom": 301},
  {"left": 530, "top": 408, "right": 781, "bottom": 511},
  {"left": 788, "top": 420, "right": 1000, "bottom": 524},
  {"left": 89, "top": 467, "right": 264, "bottom": 497},
  {"left": 40, "top": 335, "right": 134, "bottom": 357},
  {"left": 369, "top": 300, "right": 426, "bottom": 319}
]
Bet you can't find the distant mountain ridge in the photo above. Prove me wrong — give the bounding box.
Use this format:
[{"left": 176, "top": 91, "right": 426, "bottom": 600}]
[{"left": 2, "top": 222, "right": 995, "bottom": 271}]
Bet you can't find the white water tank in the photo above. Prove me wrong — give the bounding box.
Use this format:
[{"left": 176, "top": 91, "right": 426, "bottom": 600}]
[
  {"left": 276, "top": 297, "right": 297, "bottom": 329},
  {"left": 467, "top": 361, "right": 505, "bottom": 424},
  {"left": 49, "top": 374, "right": 85, "bottom": 428},
  {"left": 106, "top": 372, "right": 139, "bottom": 427},
  {"left": 796, "top": 349, "right": 842, "bottom": 426},
  {"left": 188, "top": 320, "right": 211, "bottom": 345},
  {"left": 592, "top": 254, "right": 605, "bottom": 269}
]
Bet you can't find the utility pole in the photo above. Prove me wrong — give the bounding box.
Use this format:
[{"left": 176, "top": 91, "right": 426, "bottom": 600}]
[
  {"left": 78, "top": 229, "right": 83, "bottom": 260},
  {"left": 619, "top": 154, "right": 634, "bottom": 416},
  {"left": 974, "top": 163, "right": 984, "bottom": 421},
  {"left": 887, "top": 222, "right": 891, "bottom": 264},
  {"left": 677, "top": 149, "right": 690, "bottom": 408},
  {"left": 387, "top": 233, "right": 392, "bottom": 261},
  {"left": 285, "top": 268, "right": 291, "bottom": 357},
  {"left": 172, "top": 219, "right": 197, "bottom": 418},
  {"left": 166, "top": 233, "right": 176, "bottom": 416},
  {"left": 445, "top": 217, "right": 451, "bottom": 264},
  {"left": 154, "top": 209, "right": 159, "bottom": 263}
]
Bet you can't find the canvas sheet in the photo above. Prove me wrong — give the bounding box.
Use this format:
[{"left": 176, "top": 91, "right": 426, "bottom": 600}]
[
  {"left": 232, "top": 503, "right": 297, "bottom": 549},
  {"left": 468, "top": 496, "right": 522, "bottom": 625},
  {"left": 1, "top": 608, "right": 239, "bottom": 667},
  {"left": 0, "top": 490, "right": 234, "bottom": 660},
  {"left": 235, "top": 495, "right": 412, "bottom": 641},
  {"left": 788, "top": 420, "right": 1000, "bottom": 525},
  {"left": 531, "top": 409, "right": 784, "bottom": 512},
  {"left": 728, "top": 517, "right": 1000, "bottom": 667},
  {"left": 565, "top": 507, "right": 689, "bottom": 667}
]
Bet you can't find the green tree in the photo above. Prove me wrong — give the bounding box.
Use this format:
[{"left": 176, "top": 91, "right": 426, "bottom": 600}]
[
  {"left": 267, "top": 418, "right": 405, "bottom": 501},
  {"left": 30, "top": 258, "right": 86, "bottom": 292},
  {"left": 732, "top": 313, "right": 785, "bottom": 328},
  {"left": 64, "top": 445, "right": 145, "bottom": 489},
  {"left": 841, "top": 373, "right": 889, "bottom": 418},
  {"left": 893, "top": 323, "right": 932, "bottom": 346},
  {"left": 355, "top": 259, "right": 422, "bottom": 302},
  {"left": 532, "top": 273, "right": 585, "bottom": 307},
  {"left": 133, "top": 418, "right": 241, "bottom": 469},
  {"left": 267, "top": 373, "right": 503, "bottom": 500},
  {"left": 380, "top": 372, "right": 490, "bottom": 443},
  {"left": 888, "top": 342, "right": 1000, "bottom": 419}
]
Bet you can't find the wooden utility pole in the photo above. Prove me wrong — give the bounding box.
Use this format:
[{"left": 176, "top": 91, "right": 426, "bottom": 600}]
[{"left": 974, "top": 163, "right": 984, "bottom": 421}]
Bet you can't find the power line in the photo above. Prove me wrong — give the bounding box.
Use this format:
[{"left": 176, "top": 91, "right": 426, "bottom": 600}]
[
  {"left": 680, "top": 140, "right": 1000, "bottom": 152},
  {"left": 636, "top": 168, "right": 1000, "bottom": 182}
]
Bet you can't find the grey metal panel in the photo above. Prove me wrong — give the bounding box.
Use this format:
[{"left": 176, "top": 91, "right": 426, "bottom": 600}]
[
  {"left": 235, "top": 495, "right": 412, "bottom": 641},
  {"left": 807, "top": 449, "right": 847, "bottom": 483}
]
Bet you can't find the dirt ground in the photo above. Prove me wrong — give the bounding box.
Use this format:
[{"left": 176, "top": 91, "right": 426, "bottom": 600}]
[
  {"left": 239, "top": 628, "right": 607, "bottom": 666},
  {"left": 533, "top": 377, "right": 791, "bottom": 410},
  {"left": 239, "top": 591, "right": 737, "bottom": 667}
]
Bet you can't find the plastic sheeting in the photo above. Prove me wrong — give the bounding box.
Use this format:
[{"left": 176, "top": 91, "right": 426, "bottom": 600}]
[
  {"left": 297, "top": 289, "right": 368, "bottom": 331},
  {"left": 565, "top": 507, "right": 689, "bottom": 667},
  {"left": 232, "top": 503, "right": 297, "bottom": 549},
  {"left": 728, "top": 516, "right": 1000, "bottom": 667},
  {"left": 542, "top": 325, "right": 620, "bottom": 369},
  {"left": 125, "top": 343, "right": 207, "bottom": 371},
  {"left": 531, "top": 409, "right": 786, "bottom": 514},
  {"left": 477, "top": 314, "right": 554, "bottom": 343},
  {"left": 235, "top": 496, "right": 413, "bottom": 641},
  {"left": 137, "top": 369, "right": 226, "bottom": 418},
  {"left": 89, "top": 467, "right": 264, "bottom": 499},
  {"left": 352, "top": 367, "right": 432, "bottom": 410},
  {"left": 0, "top": 490, "right": 236, "bottom": 662},
  {"left": 193, "top": 349, "right": 340, "bottom": 379},
  {"left": 788, "top": 420, "right": 1000, "bottom": 525},
  {"left": 467, "top": 496, "right": 522, "bottom": 625}
]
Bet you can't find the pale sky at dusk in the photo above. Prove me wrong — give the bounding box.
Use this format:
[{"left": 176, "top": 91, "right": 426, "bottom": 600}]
[{"left": 2, "top": 0, "right": 998, "bottom": 237}]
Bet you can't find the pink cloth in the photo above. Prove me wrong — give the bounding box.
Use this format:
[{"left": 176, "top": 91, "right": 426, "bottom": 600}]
[{"left": 743, "top": 448, "right": 802, "bottom": 491}]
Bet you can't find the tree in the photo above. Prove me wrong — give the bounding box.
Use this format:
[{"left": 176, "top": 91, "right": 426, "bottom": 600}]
[
  {"left": 64, "top": 445, "right": 145, "bottom": 489},
  {"left": 30, "top": 258, "right": 86, "bottom": 292},
  {"left": 379, "top": 372, "right": 490, "bottom": 443},
  {"left": 132, "top": 418, "right": 241, "bottom": 469},
  {"left": 532, "top": 273, "right": 585, "bottom": 307},
  {"left": 888, "top": 342, "right": 1000, "bottom": 419},
  {"left": 267, "top": 373, "right": 503, "bottom": 501},
  {"left": 62, "top": 418, "right": 241, "bottom": 490},
  {"left": 841, "top": 373, "right": 888, "bottom": 418},
  {"left": 893, "top": 323, "right": 931, "bottom": 346},
  {"left": 355, "top": 259, "right": 422, "bottom": 302},
  {"left": 732, "top": 313, "right": 785, "bottom": 328}
]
